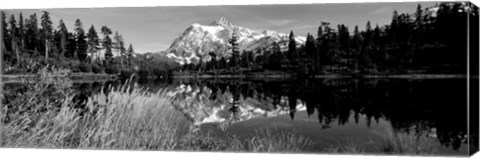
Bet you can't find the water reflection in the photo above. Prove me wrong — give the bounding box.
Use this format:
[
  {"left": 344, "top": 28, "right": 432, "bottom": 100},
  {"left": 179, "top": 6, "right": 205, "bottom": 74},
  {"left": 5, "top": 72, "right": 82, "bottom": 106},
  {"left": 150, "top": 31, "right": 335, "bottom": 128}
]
[
  {"left": 162, "top": 78, "right": 473, "bottom": 151},
  {"left": 68, "top": 78, "right": 476, "bottom": 153}
]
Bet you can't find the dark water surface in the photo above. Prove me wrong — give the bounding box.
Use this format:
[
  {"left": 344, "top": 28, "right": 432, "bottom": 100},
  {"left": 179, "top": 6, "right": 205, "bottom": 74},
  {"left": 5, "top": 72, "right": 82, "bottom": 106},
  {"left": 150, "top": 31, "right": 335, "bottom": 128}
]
[
  {"left": 5, "top": 77, "right": 476, "bottom": 155},
  {"left": 157, "top": 78, "right": 473, "bottom": 155}
]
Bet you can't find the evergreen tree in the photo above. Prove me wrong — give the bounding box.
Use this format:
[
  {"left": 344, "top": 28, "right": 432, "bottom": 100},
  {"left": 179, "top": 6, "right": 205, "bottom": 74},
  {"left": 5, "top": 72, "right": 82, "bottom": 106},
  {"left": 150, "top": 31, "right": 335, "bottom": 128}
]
[
  {"left": 247, "top": 51, "right": 254, "bottom": 67},
  {"left": 87, "top": 25, "right": 100, "bottom": 62},
  {"left": 113, "top": 31, "right": 121, "bottom": 56},
  {"left": 25, "top": 13, "right": 39, "bottom": 55},
  {"left": 360, "top": 21, "right": 373, "bottom": 70},
  {"left": 40, "top": 11, "right": 53, "bottom": 61},
  {"left": 287, "top": 30, "right": 297, "bottom": 60},
  {"left": 352, "top": 25, "right": 361, "bottom": 49},
  {"left": 304, "top": 33, "right": 316, "bottom": 73},
  {"left": 390, "top": 10, "right": 399, "bottom": 46},
  {"left": 127, "top": 43, "right": 134, "bottom": 66},
  {"left": 8, "top": 14, "right": 20, "bottom": 64},
  {"left": 18, "top": 12, "right": 25, "bottom": 53},
  {"left": 337, "top": 24, "right": 350, "bottom": 51},
  {"left": 414, "top": 4, "right": 423, "bottom": 29},
  {"left": 219, "top": 56, "right": 228, "bottom": 69},
  {"left": 414, "top": 4, "right": 424, "bottom": 47},
  {"left": 52, "top": 30, "right": 59, "bottom": 56},
  {"left": 57, "top": 19, "right": 68, "bottom": 57},
  {"left": 65, "top": 32, "right": 76, "bottom": 59},
  {"left": 371, "top": 24, "right": 378, "bottom": 46},
  {"left": 352, "top": 25, "right": 361, "bottom": 72},
  {"left": 208, "top": 51, "right": 217, "bottom": 71},
  {"left": 317, "top": 26, "right": 323, "bottom": 41},
  {"left": 262, "top": 48, "right": 271, "bottom": 69},
  {"left": 372, "top": 24, "right": 384, "bottom": 66},
  {"left": 101, "top": 25, "right": 113, "bottom": 62},
  {"left": 1, "top": 11, "right": 7, "bottom": 41},
  {"left": 113, "top": 31, "right": 126, "bottom": 67},
  {"left": 240, "top": 50, "right": 249, "bottom": 68},
  {"left": 1, "top": 11, "right": 8, "bottom": 63},
  {"left": 305, "top": 33, "right": 316, "bottom": 57},
  {"left": 325, "top": 28, "right": 339, "bottom": 65},
  {"left": 364, "top": 21, "right": 373, "bottom": 47},
  {"left": 228, "top": 32, "right": 240, "bottom": 68},
  {"left": 268, "top": 41, "right": 282, "bottom": 70},
  {"left": 314, "top": 26, "right": 324, "bottom": 73},
  {"left": 7, "top": 15, "right": 17, "bottom": 38},
  {"left": 317, "top": 22, "right": 334, "bottom": 65},
  {"left": 74, "top": 19, "right": 88, "bottom": 61}
]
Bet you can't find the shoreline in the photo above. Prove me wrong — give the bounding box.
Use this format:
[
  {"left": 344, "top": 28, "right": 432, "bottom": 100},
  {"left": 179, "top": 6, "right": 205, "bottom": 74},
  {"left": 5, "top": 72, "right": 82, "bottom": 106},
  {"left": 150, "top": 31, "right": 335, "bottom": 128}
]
[
  {"left": 2, "top": 73, "right": 475, "bottom": 83},
  {"left": 1, "top": 73, "right": 119, "bottom": 83}
]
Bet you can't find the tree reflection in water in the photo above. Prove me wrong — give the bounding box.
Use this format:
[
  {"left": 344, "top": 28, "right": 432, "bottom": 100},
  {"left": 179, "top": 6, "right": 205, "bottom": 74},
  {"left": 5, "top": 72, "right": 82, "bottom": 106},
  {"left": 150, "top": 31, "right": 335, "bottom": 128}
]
[{"left": 69, "top": 78, "right": 476, "bottom": 152}]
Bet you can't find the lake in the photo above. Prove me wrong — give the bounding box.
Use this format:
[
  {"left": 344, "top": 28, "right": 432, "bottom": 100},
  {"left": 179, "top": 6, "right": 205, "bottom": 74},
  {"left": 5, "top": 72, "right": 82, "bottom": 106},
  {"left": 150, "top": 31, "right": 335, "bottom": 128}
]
[{"left": 5, "top": 77, "right": 476, "bottom": 155}]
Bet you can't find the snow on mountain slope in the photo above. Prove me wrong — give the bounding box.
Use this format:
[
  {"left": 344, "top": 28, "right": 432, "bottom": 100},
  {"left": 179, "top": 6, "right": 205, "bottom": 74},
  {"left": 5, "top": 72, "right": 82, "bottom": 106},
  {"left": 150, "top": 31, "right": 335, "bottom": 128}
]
[{"left": 166, "top": 17, "right": 306, "bottom": 64}]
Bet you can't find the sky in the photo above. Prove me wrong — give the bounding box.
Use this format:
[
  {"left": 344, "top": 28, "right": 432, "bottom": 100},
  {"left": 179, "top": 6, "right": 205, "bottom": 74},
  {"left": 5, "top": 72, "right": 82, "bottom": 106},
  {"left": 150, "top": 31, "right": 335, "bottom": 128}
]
[{"left": 3, "top": 2, "right": 438, "bottom": 53}]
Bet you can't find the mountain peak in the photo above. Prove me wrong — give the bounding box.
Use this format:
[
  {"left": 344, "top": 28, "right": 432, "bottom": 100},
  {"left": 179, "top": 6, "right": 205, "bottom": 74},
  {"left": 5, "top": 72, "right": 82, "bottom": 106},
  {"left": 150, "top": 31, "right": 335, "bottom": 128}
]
[
  {"left": 167, "top": 17, "right": 306, "bottom": 65},
  {"left": 210, "top": 17, "right": 232, "bottom": 27}
]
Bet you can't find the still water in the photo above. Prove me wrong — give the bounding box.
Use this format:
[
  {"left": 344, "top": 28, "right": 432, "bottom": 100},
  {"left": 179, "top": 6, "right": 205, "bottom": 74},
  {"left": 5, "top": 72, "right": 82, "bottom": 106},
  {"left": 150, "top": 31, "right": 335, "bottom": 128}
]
[{"left": 22, "top": 77, "right": 479, "bottom": 155}]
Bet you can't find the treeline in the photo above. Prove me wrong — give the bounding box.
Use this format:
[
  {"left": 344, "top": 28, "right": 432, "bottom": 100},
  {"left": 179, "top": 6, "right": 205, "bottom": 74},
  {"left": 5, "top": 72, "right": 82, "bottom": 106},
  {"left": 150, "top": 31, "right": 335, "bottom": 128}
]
[
  {"left": 1, "top": 11, "right": 179, "bottom": 78},
  {"left": 181, "top": 2, "right": 478, "bottom": 75}
]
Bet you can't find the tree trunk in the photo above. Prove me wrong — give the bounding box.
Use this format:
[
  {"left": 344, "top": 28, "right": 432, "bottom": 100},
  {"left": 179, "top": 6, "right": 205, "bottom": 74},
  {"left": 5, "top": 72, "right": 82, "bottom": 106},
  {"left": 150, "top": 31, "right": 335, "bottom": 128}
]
[
  {"left": 60, "top": 38, "right": 65, "bottom": 57},
  {"left": 15, "top": 40, "right": 20, "bottom": 66},
  {"left": 21, "top": 38, "right": 25, "bottom": 54},
  {"left": 1, "top": 31, "right": 3, "bottom": 75},
  {"left": 120, "top": 55, "right": 124, "bottom": 69},
  {"left": 96, "top": 49, "right": 100, "bottom": 63},
  {"left": 45, "top": 39, "right": 49, "bottom": 62},
  {"left": 355, "top": 48, "right": 359, "bottom": 73},
  {"left": 10, "top": 38, "right": 20, "bottom": 66}
]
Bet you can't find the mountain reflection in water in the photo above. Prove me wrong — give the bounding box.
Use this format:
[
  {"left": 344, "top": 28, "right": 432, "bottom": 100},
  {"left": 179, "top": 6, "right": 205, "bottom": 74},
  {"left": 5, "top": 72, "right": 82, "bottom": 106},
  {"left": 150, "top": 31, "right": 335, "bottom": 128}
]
[{"left": 68, "top": 78, "right": 476, "bottom": 155}]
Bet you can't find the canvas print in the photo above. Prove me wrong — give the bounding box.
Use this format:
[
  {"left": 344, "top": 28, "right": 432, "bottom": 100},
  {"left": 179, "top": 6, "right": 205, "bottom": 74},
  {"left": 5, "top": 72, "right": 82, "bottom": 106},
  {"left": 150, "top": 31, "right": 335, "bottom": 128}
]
[{"left": 0, "top": 1, "right": 479, "bottom": 157}]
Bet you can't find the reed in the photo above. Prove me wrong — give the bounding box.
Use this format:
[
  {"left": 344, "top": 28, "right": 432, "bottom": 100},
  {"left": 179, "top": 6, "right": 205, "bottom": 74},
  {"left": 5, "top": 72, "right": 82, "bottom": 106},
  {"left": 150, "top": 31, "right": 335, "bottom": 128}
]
[
  {"left": 2, "top": 69, "right": 437, "bottom": 154},
  {"left": 1, "top": 71, "right": 313, "bottom": 153},
  {"left": 326, "top": 128, "right": 438, "bottom": 155}
]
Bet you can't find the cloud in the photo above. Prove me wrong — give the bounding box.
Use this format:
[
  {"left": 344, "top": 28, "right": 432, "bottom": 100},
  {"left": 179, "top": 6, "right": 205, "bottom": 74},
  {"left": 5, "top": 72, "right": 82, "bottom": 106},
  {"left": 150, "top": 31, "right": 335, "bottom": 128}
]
[
  {"left": 294, "top": 24, "right": 317, "bottom": 30},
  {"left": 369, "top": 6, "right": 393, "bottom": 15},
  {"left": 266, "top": 19, "right": 295, "bottom": 26}
]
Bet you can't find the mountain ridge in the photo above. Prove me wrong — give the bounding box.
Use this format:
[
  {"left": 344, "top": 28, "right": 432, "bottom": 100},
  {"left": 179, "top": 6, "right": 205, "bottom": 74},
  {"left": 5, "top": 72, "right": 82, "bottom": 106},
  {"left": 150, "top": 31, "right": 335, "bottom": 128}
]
[{"left": 164, "top": 17, "right": 306, "bottom": 64}]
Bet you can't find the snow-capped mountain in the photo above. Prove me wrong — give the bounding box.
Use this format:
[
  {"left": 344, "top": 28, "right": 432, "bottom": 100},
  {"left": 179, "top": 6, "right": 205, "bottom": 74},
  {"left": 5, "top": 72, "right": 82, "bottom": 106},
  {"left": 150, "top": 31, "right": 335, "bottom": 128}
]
[{"left": 166, "top": 17, "right": 306, "bottom": 64}]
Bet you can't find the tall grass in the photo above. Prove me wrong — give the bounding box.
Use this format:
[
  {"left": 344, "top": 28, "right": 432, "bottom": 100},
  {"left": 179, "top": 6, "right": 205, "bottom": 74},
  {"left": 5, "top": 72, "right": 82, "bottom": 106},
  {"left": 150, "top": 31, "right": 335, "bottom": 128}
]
[
  {"left": 244, "top": 128, "right": 314, "bottom": 152},
  {"left": 2, "top": 73, "right": 187, "bottom": 150},
  {"left": 1, "top": 70, "right": 439, "bottom": 154},
  {"left": 176, "top": 128, "right": 313, "bottom": 152},
  {"left": 1, "top": 71, "right": 313, "bottom": 152},
  {"left": 377, "top": 128, "right": 438, "bottom": 155},
  {"left": 326, "top": 128, "right": 439, "bottom": 155}
]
